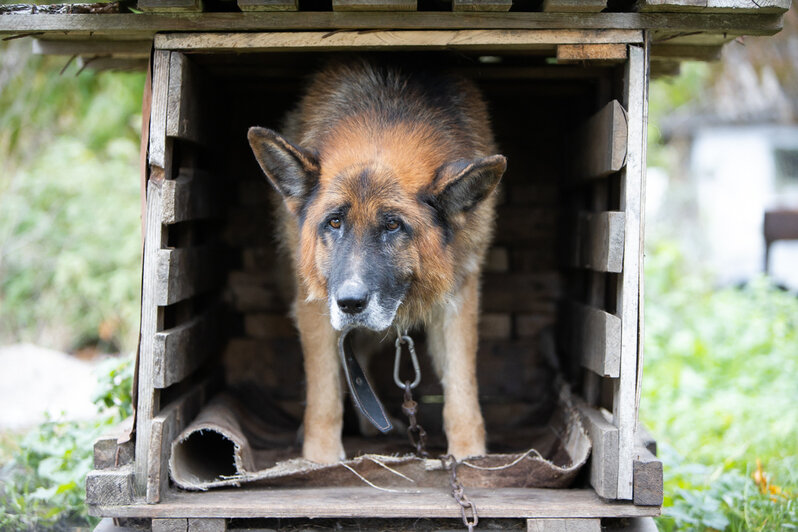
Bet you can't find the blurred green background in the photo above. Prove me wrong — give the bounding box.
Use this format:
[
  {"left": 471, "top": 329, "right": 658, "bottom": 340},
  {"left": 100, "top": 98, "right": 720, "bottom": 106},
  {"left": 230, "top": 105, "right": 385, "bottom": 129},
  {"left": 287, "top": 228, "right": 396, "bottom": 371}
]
[{"left": 0, "top": 28, "right": 797, "bottom": 532}]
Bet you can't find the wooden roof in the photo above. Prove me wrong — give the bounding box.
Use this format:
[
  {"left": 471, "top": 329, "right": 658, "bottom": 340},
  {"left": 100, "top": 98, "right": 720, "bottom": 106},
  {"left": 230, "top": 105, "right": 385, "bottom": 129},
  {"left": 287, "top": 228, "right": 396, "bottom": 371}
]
[{"left": 0, "top": 0, "right": 791, "bottom": 73}]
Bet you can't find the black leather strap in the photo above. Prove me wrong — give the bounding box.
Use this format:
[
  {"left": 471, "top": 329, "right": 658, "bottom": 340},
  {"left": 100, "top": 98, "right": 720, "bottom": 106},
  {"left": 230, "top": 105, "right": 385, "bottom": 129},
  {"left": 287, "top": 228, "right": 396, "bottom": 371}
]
[{"left": 338, "top": 328, "right": 393, "bottom": 434}]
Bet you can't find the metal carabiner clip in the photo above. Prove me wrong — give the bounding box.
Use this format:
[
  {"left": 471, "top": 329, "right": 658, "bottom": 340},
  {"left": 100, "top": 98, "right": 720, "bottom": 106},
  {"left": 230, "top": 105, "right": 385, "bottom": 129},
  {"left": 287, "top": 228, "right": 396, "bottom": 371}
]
[{"left": 393, "top": 334, "right": 421, "bottom": 390}]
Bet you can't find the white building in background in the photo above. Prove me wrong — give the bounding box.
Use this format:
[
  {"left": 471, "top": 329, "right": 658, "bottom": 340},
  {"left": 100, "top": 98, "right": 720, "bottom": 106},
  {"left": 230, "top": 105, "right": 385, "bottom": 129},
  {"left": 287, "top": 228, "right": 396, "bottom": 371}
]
[{"left": 687, "top": 124, "right": 798, "bottom": 289}]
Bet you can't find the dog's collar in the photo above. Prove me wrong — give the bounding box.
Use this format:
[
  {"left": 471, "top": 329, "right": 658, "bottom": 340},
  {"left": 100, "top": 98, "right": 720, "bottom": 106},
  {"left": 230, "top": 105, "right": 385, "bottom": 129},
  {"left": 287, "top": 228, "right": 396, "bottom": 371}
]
[{"left": 338, "top": 326, "right": 393, "bottom": 434}]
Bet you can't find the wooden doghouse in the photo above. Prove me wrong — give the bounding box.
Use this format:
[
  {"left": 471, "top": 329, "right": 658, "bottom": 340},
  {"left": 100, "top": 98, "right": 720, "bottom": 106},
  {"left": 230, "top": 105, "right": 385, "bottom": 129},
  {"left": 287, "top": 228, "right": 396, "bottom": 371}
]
[{"left": 0, "top": 2, "right": 790, "bottom": 531}]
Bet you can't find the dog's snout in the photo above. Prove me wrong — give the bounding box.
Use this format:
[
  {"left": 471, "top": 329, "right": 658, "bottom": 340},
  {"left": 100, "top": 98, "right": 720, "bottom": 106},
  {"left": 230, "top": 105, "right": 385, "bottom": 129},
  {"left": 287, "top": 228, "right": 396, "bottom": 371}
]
[{"left": 336, "top": 280, "right": 369, "bottom": 314}]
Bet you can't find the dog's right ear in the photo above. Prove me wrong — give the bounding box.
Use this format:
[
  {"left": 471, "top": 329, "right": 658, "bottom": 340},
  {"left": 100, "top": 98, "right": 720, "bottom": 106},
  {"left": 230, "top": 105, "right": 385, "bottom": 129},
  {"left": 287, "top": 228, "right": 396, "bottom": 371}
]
[{"left": 248, "top": 127, "right": 320, "bottom": 213}]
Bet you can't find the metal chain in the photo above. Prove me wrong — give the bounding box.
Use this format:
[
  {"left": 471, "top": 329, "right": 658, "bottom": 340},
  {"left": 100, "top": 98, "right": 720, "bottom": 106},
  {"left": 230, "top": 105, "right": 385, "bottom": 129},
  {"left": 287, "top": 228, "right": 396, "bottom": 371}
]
[
  {"left": 442, "top": 454, "right": 479, "bottom": 532},
  {"left": 401, "top": 381, "right": 429, "bottom": 457},
  {"left": 395, "top": 332, "right": 478, "bottom": 531}
]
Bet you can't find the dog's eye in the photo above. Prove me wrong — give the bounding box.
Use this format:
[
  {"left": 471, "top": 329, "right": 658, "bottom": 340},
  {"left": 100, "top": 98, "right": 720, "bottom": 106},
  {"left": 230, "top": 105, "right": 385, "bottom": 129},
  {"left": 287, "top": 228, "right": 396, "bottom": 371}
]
[
  {"left": 385, "top": 219, "right": 400, "bottom": 232},
  {"left": 329, "top": 217, "right": 342, "bottom": 229}
]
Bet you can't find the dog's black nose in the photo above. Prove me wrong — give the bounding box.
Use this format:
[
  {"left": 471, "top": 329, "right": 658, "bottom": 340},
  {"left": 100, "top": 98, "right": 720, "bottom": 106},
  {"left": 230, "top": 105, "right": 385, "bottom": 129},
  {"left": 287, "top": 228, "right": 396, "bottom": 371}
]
[{"left": 336, "top": 281, "right": 369, "bottom": 315}]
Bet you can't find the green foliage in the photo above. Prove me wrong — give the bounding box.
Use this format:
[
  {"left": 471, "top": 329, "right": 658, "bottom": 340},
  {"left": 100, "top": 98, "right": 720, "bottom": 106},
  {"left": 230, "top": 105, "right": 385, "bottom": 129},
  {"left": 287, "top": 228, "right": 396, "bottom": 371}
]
[
  {"left": 0, "top": 43, "right": 145, "bottom": 352},
  {"left": 0, "top": 354, "right": 134, "bottom": 531},
  {"left": 647, "top": 62, "right": 713, "bottom": 169},
  {"left": 642, "top": 240, "right": 798, "bottom": 531}
]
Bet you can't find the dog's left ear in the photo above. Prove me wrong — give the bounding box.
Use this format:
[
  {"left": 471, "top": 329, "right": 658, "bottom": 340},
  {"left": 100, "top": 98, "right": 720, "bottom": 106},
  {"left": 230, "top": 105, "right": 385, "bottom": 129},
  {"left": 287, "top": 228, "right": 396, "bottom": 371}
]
[{"left": 431, "top": 155, "right": 507, "bottom": 217}]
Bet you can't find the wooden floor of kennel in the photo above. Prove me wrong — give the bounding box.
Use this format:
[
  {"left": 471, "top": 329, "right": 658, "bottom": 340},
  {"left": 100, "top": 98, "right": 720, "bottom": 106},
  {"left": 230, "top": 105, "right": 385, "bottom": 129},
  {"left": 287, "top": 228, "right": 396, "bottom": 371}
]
[{"left": 1, "top": 2, "right": 791, "bottom": 531}]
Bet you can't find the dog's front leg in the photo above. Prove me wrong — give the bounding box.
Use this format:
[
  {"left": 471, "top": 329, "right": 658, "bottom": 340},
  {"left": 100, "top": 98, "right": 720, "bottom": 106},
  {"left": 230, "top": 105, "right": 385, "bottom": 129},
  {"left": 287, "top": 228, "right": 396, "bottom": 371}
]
[
  {"left": 295, "top": 297, "right": 345, "bottom": 464},
  {"left": 428, "top": 274, "right": 487, "bottom": 459}
]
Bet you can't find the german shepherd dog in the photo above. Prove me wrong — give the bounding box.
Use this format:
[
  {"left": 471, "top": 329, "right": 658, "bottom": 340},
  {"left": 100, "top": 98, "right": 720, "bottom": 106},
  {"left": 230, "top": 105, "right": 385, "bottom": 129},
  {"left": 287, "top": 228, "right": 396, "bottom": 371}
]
[{"left": 248, "top": 58, "right": 506, "bottom": 464}]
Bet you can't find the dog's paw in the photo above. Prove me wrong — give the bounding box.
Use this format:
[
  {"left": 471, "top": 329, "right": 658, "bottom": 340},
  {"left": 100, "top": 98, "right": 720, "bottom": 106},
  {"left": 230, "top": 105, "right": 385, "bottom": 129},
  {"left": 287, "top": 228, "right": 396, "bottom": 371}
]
[
  {"left": 303, "top": 438, "right": 346, "bottom": 464},
  {"left": 446, "top": 440, "right": 487, "bottom": 460}
]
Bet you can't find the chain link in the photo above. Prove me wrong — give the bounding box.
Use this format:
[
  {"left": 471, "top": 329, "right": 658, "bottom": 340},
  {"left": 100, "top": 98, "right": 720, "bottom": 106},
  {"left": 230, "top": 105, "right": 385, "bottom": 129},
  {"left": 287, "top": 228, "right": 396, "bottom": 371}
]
[
  {"left": 442, "top": 454, "right": 479, "bottom": 531},
  {"left": 402, "top": 382, "right": 429, "bottom": 458}
]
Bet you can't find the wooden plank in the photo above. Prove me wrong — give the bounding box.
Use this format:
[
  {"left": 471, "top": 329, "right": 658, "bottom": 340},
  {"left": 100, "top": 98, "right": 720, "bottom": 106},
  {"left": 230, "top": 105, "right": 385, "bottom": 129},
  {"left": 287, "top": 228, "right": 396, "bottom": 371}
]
[
  {"left": 32, "top": 38, "right": 151, "bottom": 57},
  {"left": 576, "top": 100, "right": 628, "bottom": 180},
  {"left": 86, "top": 464, "right": 136, "bottom": 507},
  {"left": 138, "top": 0, "right": 204, "bottom": 12},
  {"left": 571, "top": 211, "right": 626, "bottom": 273},
  {"left": 152, "top": 306, "right": 221, "bottom": 389},
  {"left": 155, "top": 30, "right": 645, "bottom": 52},
  {"left": 162, "top": 173, "right": 217, "bottom": 225},
  {"left": 135, "top": 179, "right": 166, "bottom": 496},
  {"left": 0, "top": 12, "right": 786, "bottom": 38},
  {"left": 238, "top": 0, "right": 297, "bottom": 10},
  {"left": 542, "top": 0, "right": 606, "bottom": 11},
  {"left": 147, "top": 376, "right": 213, "bottom": 503},
  {"left": 166, "top": 52, "right": 203, "bottom": 145},
  {"left": 89, "top": 486, "right": 659, "bottom": 519},
  {"left": 566, "top": 302, "right": 621, "bottom": 378},
  {"left": 155, "top": 245, "right": 219, "bottom": 306},
  {"left": 633, "top": 446, "right": 663, "bottom": 506},
  {"left": 612, "top": 43, "right": 647, "bottom": 502},
  {"left": 453, "top": 0, "right": 513, "bottom": 12},
  {"left": 93, "top": 418, "right": 135, "bottom": 469},
  {"left": 189, "top": 519, "right": 228, "bottom": 532},
  {"left": 333, "top": 0, "right": 417, "bottom": 10},
  {"left": 528, "top": 518, "right": 601, "bottom": 532},
  {"left": 148, "top": 50, "right": 172, "bottom": 176},
  {"left": 576, "top": 402, "right": 619, "bottom": 500},
  {"left": 153, "top": 519, "right": 188, "bottom": 532},
  {"left": 637, "top": 0, "right": 790, "bottom": 13},
  {"left": 557, "top": 44, "right": 627, "bottom": 62}
]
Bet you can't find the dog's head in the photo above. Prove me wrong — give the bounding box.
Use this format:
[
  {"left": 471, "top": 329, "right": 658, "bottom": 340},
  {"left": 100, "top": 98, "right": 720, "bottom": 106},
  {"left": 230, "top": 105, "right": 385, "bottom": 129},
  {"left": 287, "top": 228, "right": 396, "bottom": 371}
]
[{"left": 248, "top": 125, "right": 506, "bottom": 332}]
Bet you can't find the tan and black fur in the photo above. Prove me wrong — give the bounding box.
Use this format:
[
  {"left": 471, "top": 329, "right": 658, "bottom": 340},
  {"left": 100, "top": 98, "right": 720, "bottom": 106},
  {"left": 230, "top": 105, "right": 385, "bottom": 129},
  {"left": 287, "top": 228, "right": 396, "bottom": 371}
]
[{"left": 248, "top": 58, "right": 506, "bottom": 464}]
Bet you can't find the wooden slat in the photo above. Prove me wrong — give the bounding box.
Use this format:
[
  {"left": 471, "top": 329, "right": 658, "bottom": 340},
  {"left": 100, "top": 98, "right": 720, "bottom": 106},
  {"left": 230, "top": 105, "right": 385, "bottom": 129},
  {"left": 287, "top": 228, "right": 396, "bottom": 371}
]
[
  {"left": 155, "top": 245, "right": 219, "bottom": 306},
  {"left": 576, "top": 100, "right": 628, "bottom": 180},
  {"left": 637, "top": 0, "right": 790, "bottom": 13},
  {"left": 452, "top": 0, "right": 513, "bottom": 12},
  {"left": 152, "top": 520, "right": 188, "bottom": 532},
  {"left": 333, "top": 0, "right": 417, "bottom": 10},
  {"left": 86, "top": 464, "right": 136, "bottom": 507},
  {"left": 162, "top": 173, "right": 217, "bottom": 225},
  {"left": 0, "top": 12, "right": 786, "bottom": 38},
  {"left": 571, "top": 211, "right": 626, "bottom": 273},
  {"left": 166, "top": 52, "right": 203, "bottom": 145},
  {"left": 528, "top": 518, "right": 601, "bottom": 532},
  {"left": 138, "top": 0, "right": 204, "bottom": 12},
  {"left": 93, "top": 418, "right": 134, "bottom": 470},
  {"left": 147, "top": 376, "right": 213, "bottom": 503},
  {"left": 152, "top": 307, "right": 221, "bottom": 389},
  {"left": 148, "top": 50, "right": 172, "bottom": 175},
  {"left": 612, "top": 43, "right": 647, "bottom": 502},
  {"left": 238, "top": 0, "right": 297, "bottom": 10},
  {"left": 566, "top": 302, "right": 622, "bottom": 378},
  {"left": 135, "top": 179, "right": 166, "bottom": 496},
  {"left": 576, "top": 403, "right": 619, "bottom": 500},
  {"left": 89, "top": 486, "right": 659, "bottom": 519},
  {"left": 557, "top": 44, "right": 627, "bottom": 62},
  {"left": 542, "top": 0, "right": 606, "bottom": 11},
  {"left": 633, "top": 446, "right": 663, "bottom": 506},
  {"left": 154, "top": 30, "right": 645, "bottom": 52}
]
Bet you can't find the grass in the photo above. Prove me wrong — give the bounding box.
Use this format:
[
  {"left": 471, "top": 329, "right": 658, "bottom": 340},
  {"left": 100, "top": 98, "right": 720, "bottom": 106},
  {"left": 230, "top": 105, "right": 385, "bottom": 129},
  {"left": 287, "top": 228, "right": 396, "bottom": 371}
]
[{"left": 642, "top": 240, "right": 798, "bottom": 531}]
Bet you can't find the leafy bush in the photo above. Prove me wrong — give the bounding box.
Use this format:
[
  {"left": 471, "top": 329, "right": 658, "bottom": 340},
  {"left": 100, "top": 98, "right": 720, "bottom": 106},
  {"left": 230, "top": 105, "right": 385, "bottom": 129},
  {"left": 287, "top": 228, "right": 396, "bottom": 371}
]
[
  {"left": 642, "top": 240, "right": 798, "bottom": 531},
  {"left": 0, "top": 355, "right": 134, "bottom": 531},
  {"left": 0, "top": 42, "right": 145, "bottom": 353}
]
